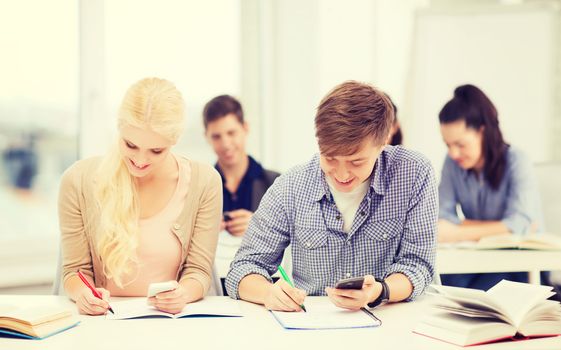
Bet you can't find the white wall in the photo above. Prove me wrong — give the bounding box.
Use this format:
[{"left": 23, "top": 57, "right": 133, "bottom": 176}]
[
  {"left": 257, "top": 0, "right": 428, "bottom": 172},
  {"left": 80, "top": 0, "right": 241, "bottom": 163},
  {"left": 405, "top": 2, "right": 561, "bottom": 175},
  {"left": 256, "top": 0, "right": 560, "bottom": 174}
]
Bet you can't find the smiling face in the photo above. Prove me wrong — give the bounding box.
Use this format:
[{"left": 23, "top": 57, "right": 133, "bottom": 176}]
[
  {"left": 205, "top": 113, "right": 248, "bottom": 168},
  {"left": 319, "top": 138, "right": 383, "bottom": 193},
  {"left": 440, "top": 119, "right": 484, "bottom": 171},
  {"left": 119, "top": 125, "right": 175, "bottom": 178}
]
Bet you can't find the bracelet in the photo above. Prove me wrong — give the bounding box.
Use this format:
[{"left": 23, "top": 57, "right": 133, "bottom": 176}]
[{"left": 367, "top": 278, "right": 389, "bottom": 308}]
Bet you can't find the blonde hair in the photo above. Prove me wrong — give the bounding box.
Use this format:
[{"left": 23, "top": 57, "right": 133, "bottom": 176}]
[{"left": 94, "top": 77, "right": 185, "bottom": 287}]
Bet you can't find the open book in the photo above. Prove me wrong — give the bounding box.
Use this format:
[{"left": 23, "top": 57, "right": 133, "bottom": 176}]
[
  {"left": 271, "top": 298, "right": 381, "bottom": 330},
  {"left": 440, "top": 233, "right": 561, "bottom": 250},
  {"left": 474, "top": 233, "right": 561, "bottom": 250},
  {"left": 106, "top": 296, "right": 242, "bottom": 320},
  {"left": 414, "top": 280, "right": 561, "bottom": 346},
  {"left": 0, "top": 304, "right": 79, "bottom": 339}
]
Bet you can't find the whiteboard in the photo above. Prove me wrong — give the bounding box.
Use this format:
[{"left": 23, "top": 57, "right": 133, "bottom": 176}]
[{"left": 405, "top": 3, "right": 560, "bottom": 175}]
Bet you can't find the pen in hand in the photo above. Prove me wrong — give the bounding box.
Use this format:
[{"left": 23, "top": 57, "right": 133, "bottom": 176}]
[
  {"left": 277, "top": 266, "right": 307, "bottom": 312},
  {"left": 77, "top": 271, "right": 114, "bottom": 314}
]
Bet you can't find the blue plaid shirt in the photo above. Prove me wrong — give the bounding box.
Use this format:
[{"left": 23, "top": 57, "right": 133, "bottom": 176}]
[{"left": 225, "top": 146, "right": 438, "bottom": 300}]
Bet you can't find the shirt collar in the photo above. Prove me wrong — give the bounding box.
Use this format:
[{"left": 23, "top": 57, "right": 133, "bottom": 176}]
[
  {"left": 215, "top": 155, "right": 265, "bottom": 184},
  {"left": 310, "top": 149, "right": 389, "bottom": 202}
]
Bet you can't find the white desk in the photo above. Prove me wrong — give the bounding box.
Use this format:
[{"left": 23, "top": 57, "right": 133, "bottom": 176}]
[
  {"left": 437, "top": 248, "right": 561, "bottom": 284},
  {"left": 1, "top": 295, "right": 559, "bottom": 350}
]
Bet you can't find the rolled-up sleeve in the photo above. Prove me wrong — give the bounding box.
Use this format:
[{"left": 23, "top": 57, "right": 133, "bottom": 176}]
[
  {"left": 501, "top": 153, "right": 536, "bottom": 234},
  {"left": 438, "top": 156, "right": 461, "bottom": 225},
  {"left": 385, "top": 160, "right": 438, "bottom": 300},
  {"left": 225, "top": 177, "right": 291, "bottom": 299}
]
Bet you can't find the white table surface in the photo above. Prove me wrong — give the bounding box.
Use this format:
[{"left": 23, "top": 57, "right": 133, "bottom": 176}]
[
  {"left": 437, "top": 248, "right": 561, "bottom": 284},
  {"left": 1, "top": 295, "right": 559, "bottom": 350}
]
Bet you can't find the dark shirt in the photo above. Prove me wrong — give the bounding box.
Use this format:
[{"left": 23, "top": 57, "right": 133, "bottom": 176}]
[{"left": 216, "top": 155, "right": 265, "bottom": 213}]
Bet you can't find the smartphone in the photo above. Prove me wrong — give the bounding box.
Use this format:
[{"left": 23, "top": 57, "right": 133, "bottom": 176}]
[
  {"left": 223, "top": 213, "right": 232, "bottom": 222},
  {"left": 334, "top": 276, "right": 365, "bottom": 290},
  {"left": 147, "top": 281, "right": 176, "bottom": 297}
]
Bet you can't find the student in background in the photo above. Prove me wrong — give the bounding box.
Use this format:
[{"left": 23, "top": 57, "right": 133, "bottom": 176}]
[
  {"left": 226, "top": 81, "right": 438, "bottom": 311},
  {"left": 59, "top": 78, "right": 222, "bottom": 315},
  {"left": 437, "top": 84, "right": 543, "bottom": 290},
  {"left": 203, "top": 95, "right": 279, "bottom": 237}
]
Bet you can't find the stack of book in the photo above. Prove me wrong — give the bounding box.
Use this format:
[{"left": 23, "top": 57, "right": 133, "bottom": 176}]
[
  {"left": 0, "top": 304, "right": 79, "bottom": 339},
  {"left": 414, "top": 280, "right": 561, "bottom": 346}
]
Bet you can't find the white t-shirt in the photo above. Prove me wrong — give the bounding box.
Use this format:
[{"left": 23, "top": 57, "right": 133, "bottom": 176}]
[{"left": 328, "top": 179, "right": 370, "bottom": 233}]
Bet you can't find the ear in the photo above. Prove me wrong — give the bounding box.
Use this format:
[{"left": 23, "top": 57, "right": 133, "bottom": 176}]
[{"left": 243, "top": 121, "right": 249, "bottom": 133}]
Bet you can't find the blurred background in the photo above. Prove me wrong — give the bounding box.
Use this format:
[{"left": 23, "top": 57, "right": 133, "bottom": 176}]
[{"left": 1, "top": 0, "right": 560, "bottom": 294}]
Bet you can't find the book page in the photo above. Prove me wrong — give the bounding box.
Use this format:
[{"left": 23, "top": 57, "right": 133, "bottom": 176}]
[
  {"left": 487, "top": 280, "right": 556, "bottom": 327},
  {"left": 521, "top": 233, "right": 561, "bottom": 250},
  {"left": 271, "top": 302, "right": 380, "bottom": 329},
  {"left": 430, "top": 285, "right": 508, "bottom": 319},
  {"left": 0, "top": 304, "right": 71, "bottom": 325}
]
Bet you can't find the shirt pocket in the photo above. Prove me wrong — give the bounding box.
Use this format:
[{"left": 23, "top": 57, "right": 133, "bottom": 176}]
[
  {"left": 293, "top": 227, "right": 333, "bottom": 281},
  {"left": 362, "top": 217, "right": 403, "bottom": 242},
  {"left": 361, "top": 217, "right": 404, "bottom": 270}
]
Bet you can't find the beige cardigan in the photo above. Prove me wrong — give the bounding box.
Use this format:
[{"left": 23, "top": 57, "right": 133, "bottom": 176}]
[{"left": 58, "top": 156, "right": 222, "bottom": 294}]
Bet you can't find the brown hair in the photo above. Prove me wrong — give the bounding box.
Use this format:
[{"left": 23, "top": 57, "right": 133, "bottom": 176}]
[
  {"left": 202, "top": 95, "right": 244, "bottom": 129},
  {"left": 315, "top": 81, "right": 394, "bottom": 156},
  {"left": 439, "top": 84, "right": 508, "bottom": 190}
]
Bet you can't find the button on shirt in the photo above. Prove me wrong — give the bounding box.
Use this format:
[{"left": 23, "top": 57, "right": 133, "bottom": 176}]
[
  {"left": 439, "top": 146, "right": 543, "bottom": 234},
  {"left": 225, "top": 146, "right": 438, "bottom": 299}
]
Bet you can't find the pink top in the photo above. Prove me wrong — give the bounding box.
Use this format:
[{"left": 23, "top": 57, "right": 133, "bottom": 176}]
[{"left": 106, "top": 156, "right": 191, "bottom": 296}]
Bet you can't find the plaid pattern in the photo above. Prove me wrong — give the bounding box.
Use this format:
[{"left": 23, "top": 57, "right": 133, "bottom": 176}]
[{"left": 226, "top": 145, "right": 438, "bottom": 300}]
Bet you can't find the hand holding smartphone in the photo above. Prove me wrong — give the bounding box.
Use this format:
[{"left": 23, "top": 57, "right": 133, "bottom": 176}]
[
  {"left": 334, "top": 276, "right": 365, "bottom": 290},
  {"left": 147, "top": 281, "right": 177, "bottom": 297}
]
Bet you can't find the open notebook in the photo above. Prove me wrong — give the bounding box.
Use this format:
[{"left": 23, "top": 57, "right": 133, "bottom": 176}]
[
  {"left": 271, "top": 299, "right": 381, "bottom": 330},
  {"left": 106, "top": 296, "right": 242, "bottom": 320}
]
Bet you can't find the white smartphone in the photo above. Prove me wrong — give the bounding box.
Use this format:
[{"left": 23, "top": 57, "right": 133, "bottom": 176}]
[{"left": 147, "top": 281, "right": 177, "bottom": 297}]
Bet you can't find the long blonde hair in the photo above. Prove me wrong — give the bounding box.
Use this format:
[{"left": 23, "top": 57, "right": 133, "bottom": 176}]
[{"left": 94, "top": 77, "right": 185, "bottom": 287}]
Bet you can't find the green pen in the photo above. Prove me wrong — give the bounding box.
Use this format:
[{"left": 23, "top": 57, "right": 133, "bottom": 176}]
[{"left": 277, "top": 265, "right": 307, "bottom": 312}]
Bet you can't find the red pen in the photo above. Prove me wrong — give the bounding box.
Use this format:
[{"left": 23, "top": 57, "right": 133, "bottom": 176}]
[{"left": 77, "top": 271, "right": 114, "bottom": 314}]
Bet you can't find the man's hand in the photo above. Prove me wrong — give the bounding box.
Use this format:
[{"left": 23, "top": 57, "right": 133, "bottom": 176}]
[
  {"left": 263, "top": 279, "right": 307, "bottom": 312},
  {"left": 224, "top": 209, "right": 253, "bottom": 236},
  {"left": 325, "top": 275, "right": 381, "bottom": 310}
]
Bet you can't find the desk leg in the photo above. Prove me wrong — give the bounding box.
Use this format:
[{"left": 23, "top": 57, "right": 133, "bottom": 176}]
[{"left": 528, "top": 270, "right": 541, "bottom": 285}]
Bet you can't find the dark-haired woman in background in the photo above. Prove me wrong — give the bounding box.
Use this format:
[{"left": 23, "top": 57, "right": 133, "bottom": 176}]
[{"left": 437, "top": 84, "right": 543, "bottom": 290}]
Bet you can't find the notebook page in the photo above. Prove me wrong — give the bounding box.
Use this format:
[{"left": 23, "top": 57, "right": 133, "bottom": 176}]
[
  {"left": 176, "top": 297, "right": 242, "bottom": 317},
  {"left": 271, "top": 302, "right": 380, "bottom": 330},
  {"left": 106, "top": 299, "right": 172, "bottom": 320}
]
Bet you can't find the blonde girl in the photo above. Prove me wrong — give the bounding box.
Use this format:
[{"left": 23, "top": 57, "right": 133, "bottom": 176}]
[{"left": 59, "top": 77, "right": 222, "bottom": 315}]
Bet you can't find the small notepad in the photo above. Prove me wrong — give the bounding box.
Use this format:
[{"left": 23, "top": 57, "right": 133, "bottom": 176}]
[{"left": 271, "top": 300, "right": 381, "bottom": 330}]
